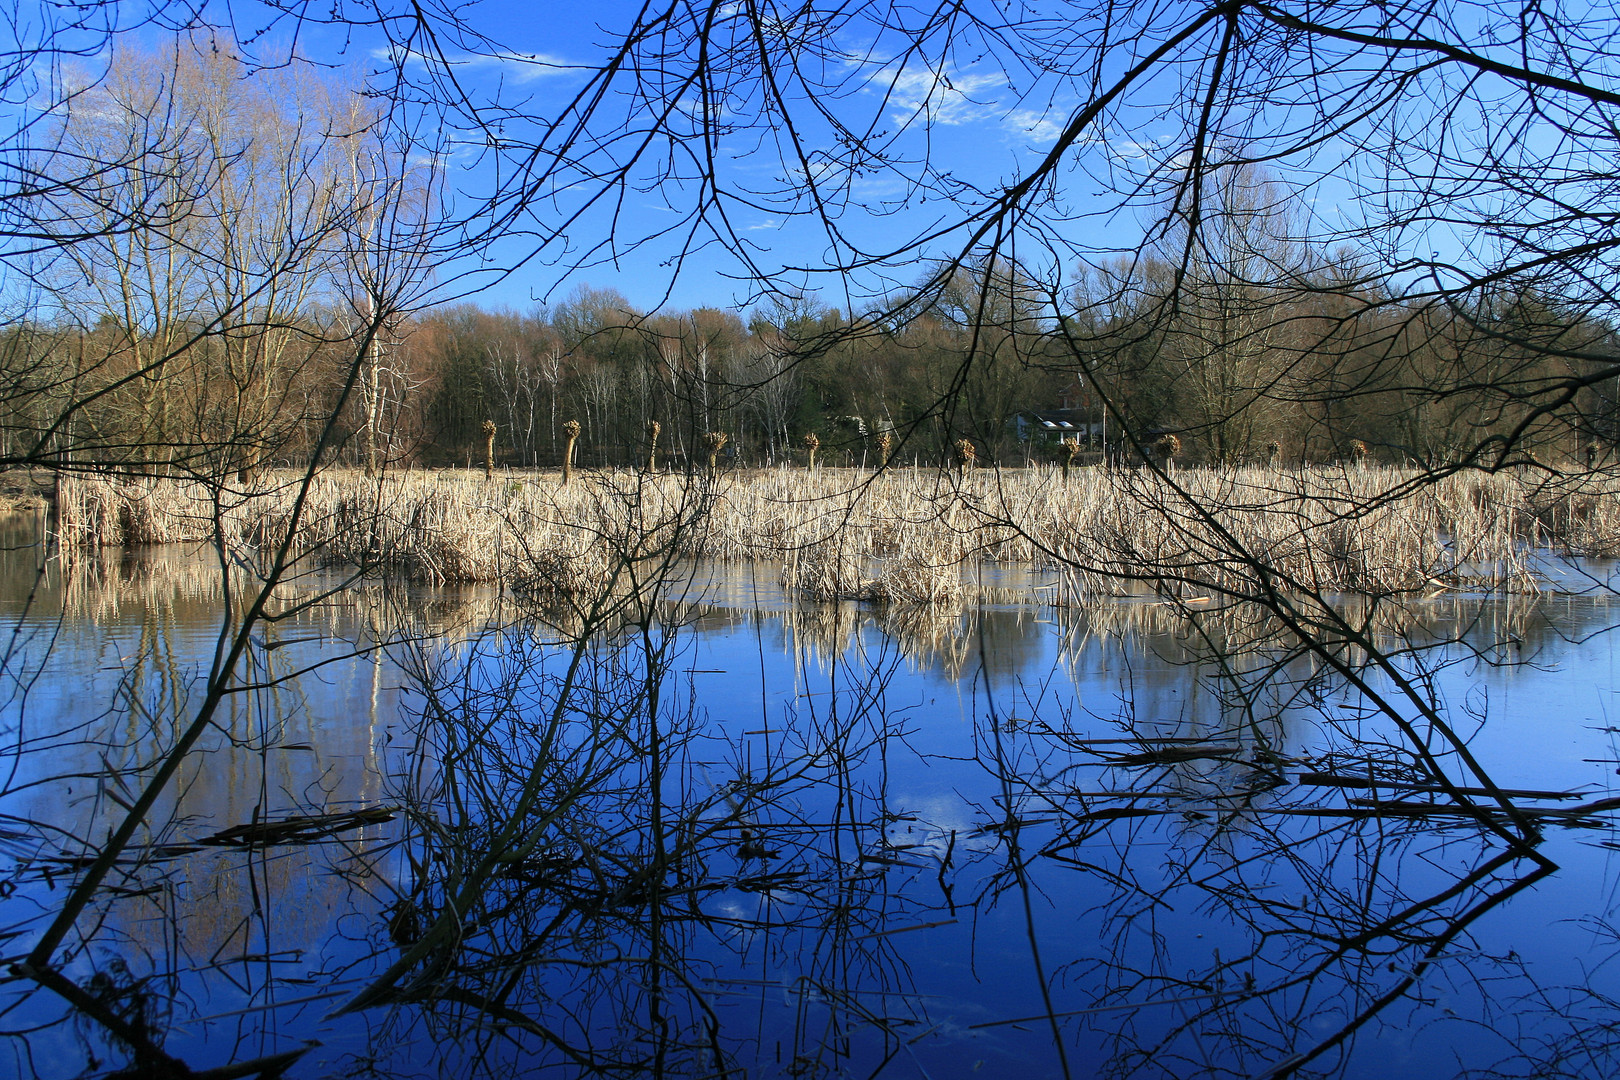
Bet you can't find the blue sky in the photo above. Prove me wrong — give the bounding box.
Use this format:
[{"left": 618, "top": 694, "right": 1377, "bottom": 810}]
[
  {"left": 51, "top": 0, "right": 1531, "bottom": 319},
  {"left": 314, "top": 0, "right": 1182, "bottom": 317}
]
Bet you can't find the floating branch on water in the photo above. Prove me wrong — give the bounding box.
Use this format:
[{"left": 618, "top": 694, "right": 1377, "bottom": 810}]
[
  {"left": 1295, "top": 773, "right": 1584, "bottom": 801},
  {"left": 196, "top": 807, "right": 398, "bottom": 847}
]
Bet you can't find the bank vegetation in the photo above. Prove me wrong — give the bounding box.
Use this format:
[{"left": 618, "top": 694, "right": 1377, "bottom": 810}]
[{"left": 51, "top": 462, "right": 1620, "bottom": 603}]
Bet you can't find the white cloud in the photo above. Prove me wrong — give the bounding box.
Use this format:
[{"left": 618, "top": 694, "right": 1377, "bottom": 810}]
[
  {"left": 1004, "top": 107, "right": 1065, "bottom": 146},
  {"left": 873, "top": 64, "right": 1004, "bottom": 127}
]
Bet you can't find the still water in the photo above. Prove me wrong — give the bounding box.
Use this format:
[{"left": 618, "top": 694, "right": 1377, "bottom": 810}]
[{"left": 2, "top": 519, "right": 1619, "bottom": 1079}]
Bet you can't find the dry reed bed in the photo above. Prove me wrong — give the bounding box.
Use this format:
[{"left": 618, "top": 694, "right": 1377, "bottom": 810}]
[{"left": 52, "top": 464, "right": 1620, "bottom": 602}]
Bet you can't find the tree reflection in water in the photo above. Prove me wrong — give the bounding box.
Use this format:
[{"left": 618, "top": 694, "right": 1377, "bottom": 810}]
[{"left": 1, "top": 519, "right": 1618, "bottom": 1078}]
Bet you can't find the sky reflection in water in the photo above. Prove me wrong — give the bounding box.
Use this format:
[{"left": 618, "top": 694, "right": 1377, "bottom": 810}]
[{"left": 2, "top": 530, "right": 1619, "bottom": 1079}]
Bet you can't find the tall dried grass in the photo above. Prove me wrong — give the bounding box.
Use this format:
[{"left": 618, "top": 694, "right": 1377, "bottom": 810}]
[{"left": 51, "top": 462, "right": 1620, "bottom": 603}]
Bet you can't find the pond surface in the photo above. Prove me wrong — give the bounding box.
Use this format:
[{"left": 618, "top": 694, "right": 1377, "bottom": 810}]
[{"left": 2, "top": 516, "right": 1620, "bottom": 1079}]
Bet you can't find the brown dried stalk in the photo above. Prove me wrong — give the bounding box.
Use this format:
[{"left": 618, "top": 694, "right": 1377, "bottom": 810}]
[{"left": 562, "top": 419, "right": 582, "bottom": 486}]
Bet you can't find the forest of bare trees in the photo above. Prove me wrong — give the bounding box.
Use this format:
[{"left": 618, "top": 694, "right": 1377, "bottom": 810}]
[{"left": 11, "top": 236, "right": 1616, "bottom": 475}]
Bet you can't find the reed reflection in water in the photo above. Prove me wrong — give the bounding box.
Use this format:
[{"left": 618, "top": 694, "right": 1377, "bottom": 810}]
[{"left": 1, "top": 527, "right": 1619, "bottom": 1079}]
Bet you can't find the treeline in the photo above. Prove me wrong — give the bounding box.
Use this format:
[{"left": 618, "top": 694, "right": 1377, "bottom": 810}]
[
  {"left": 310, "top": 262, "right": 1620, "bottom": 472},
  {"left": 9, "top": 260, "right": 1620, "bottom": 476}
]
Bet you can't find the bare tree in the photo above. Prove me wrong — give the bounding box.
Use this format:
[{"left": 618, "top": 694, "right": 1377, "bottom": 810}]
[
  {"left": 16, "top": 41, "right": 372, "bottom": 476},
  {"left": 1151, "top": 165, "right": 1314, "bottom": 463}
]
